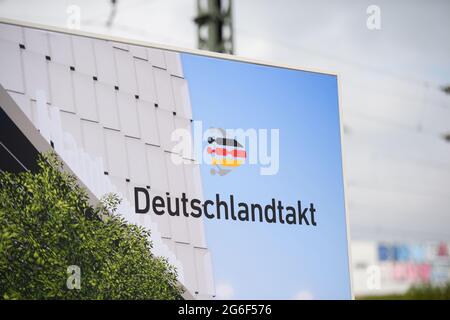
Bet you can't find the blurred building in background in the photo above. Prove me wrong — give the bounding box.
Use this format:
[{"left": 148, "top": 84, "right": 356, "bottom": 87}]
[
  {"left": 0, "top": 0, "right": 449, "bottom": 297},
  {"left": 352, "top": 241, "right": 450, "bottom": 296}
]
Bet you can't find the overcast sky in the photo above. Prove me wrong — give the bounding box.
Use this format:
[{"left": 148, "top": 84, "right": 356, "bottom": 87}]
[
  {"left": 1, "top": 0, "right": 448, "bottom": 84},
  {"left": 1, "top": 0, "right": 449, "bottom": 242}
]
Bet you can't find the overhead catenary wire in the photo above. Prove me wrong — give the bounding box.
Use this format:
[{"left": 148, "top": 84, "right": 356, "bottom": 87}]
[{"left": 235, "top": 27, "right": 447, "bottom": 91}]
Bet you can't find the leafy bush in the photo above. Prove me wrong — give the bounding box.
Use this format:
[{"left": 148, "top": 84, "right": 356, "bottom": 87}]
[
  {"left": 0, "top": 153, "right": 183, "bottom": 299},
  {"left": 357, "top": 282, "right": 450, "bottom": 300}
]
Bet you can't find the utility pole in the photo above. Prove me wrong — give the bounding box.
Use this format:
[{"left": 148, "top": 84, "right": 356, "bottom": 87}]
[
  {"left": 106, "top": 0, "right": 118, "bottom": 27},
  {"left": 194, "top": 0, "right": 234, "bottom": 54}
]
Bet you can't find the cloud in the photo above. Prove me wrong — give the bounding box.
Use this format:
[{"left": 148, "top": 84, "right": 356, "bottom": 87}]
[
  {"left": 293, "top": 290, "right": 314, "bottom": 300},
  {"left": 215, "top": 283, "right": 234, "bottom": 300}
]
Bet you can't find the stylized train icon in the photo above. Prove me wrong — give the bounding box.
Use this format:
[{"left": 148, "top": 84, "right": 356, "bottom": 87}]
[{"left": 207, "top": 130, "right": 247, "bottom": 176}]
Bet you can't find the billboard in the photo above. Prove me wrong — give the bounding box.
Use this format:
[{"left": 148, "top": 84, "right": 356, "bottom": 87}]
[{"left": 0, "top": 19, "right": 352, "bottom": 299}]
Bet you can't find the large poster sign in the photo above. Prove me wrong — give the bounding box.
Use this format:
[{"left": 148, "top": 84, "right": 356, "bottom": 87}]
[{"left": 0, "top": 19, "right": 352, "bottom": 299}]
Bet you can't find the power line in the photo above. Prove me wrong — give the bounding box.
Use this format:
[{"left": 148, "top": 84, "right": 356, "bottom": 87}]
[
  {"left": 235, "top": 27, "right": 446, "bottom": 90},
  {"left": 80, "top": 0, "right": 155, "bottom": 28}
]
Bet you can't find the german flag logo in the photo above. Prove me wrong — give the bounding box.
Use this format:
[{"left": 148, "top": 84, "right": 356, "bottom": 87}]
[{"left": 207, "top": 134, "right": 246, "bottom": 176}]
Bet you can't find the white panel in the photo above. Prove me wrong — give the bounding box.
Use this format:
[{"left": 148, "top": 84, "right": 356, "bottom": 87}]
[
  {"left": 24, "top": 28, "right": 49, "bottom": 55},
  {"left": 125, "top": 137, "right": 150, "bottom": 185},
  {"left": 109, "top": 175, "right": 129, "bottom": 199},
  {"left": 35, "top": 91, "right": 50, "bottom": 142},
  {"left": 73, "top": 72, "right": 98, "bottom": 121},
  {"left": 59, "top": 111, "right": 83, "bottom": 147},
  {"left": 112, "top": 42, "right": 129, "bottom": 51},
  {"left": 7, "top": 91, "right": 31, "bottom": 119},
  {"left": 164, "top": 51, "right": 183, "bottom": 77},
  {"left": 114, "top": 48, "right": 137, "bottom": 94},
  {"left": 134, "top": 59, "right": 156, "bottom": 103},
  {"left": 183, "top": 162, "right": 203, "bottom": 200},
  {"left": 93, "top": 40, "right": 117, "bottom": 85},
  {"left": 148, "top": 48, "right": 166, "bottom": 69},
  {"left": 153, "top": 67, "right": 175, "bottom": 111},
  {"left": 48, "top": 106, "right": 64, "bottom": 154},
  {"left": 172, "top": 76, "right": 192, "bottom": 119},
  {"left": 22, "top": 51, "right": 50, "bottom": 102},
  {"left": 165, "top": 152, "right": 190, "bottom": 243},
  {"left": 137, "top": 100, "right": 159, "bottom": 145},
  {"left": 48, "top": 32, "right": 74, "bottom": 66},
  {"left": 29, "top": 100, "right": 38, "bottom": 126},
  {"left": 81, "top": 120, "right": 108, "bottom": 171},
  {"left": 175, "top": 243, "right": 198, "bottom": 292},
  {"left": 130, "top": 45, "right": 147, "bottom": 60},
  {"left": 129, "top": 182, "right": 153, "bottom": 227},
  {"left": 162, "top": 237, "right": 175, "bottom": 252},
  {"left": 0, "top": 23, "right": 23, "bottom": 43},
  {"left": 184, "top": 163, "right": 207, "bottom": 248},
  {"left": 0, "top": 39, "right": 24, "bottom": 93},
  {"left": 152, "top": 190, "right": 173, "bottom": 238},
  {"left": 164, "top": 152, "right": 189, "bottom": 241},
  {"left": 156, "top": 108, "right": 176, "bottom": 151},
  {"left": 174, "top": 116, "right": 191, "bottom": 130},
  {"left": 104, "top": 128, "right": 129, "bottom": 178},
  {"left": 95, "top": 82, "right": 120, "bottom": 130},
  {"left": 72, "top": 35, "right": 96, "bottom": 76},
  {"left": 174, "top": 116, "right": 194, "bottom": 159},
  {"left": 165, "top": 152, "right": 186, "bottom": 196},
  {"left": 188, "top": 217, "right": 207, "bottom": 249},
  {"left": 117, "top": 92, "right": 140, "bottom": 138},
  {"left": 171, "top": 212, "right": 191, "bottom": 246},
  {"left": 48, "top": 62, "right": 74, "bottom": 112},
  {"left": 146, "top": 144, "right": 169, "bottom": 191},
  {"left": 194, "top": 248, "right": 215, "bottom": 295}
]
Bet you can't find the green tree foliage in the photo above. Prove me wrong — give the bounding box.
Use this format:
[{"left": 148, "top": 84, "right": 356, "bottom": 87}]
[
  {"left": 358, "top": 282, "right": 450, "bottom": 300},
  {"left": 404, "top": 282, "right": 450, "bottom": 299},
  {"left": 0, "top": 153, "right": 183, "bottom": 300}
]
